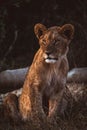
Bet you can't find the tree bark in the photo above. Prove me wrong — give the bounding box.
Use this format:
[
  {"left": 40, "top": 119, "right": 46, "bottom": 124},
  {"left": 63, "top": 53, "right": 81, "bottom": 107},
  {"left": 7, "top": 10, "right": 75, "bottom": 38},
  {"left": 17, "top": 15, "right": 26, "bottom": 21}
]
[{"left": 0, "top": 67, "right": 87, "bottom": 93}]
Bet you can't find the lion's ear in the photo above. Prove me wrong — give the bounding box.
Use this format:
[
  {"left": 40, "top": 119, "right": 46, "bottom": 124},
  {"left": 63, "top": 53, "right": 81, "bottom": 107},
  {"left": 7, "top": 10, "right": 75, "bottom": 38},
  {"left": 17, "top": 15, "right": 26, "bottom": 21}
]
[
  {"left": 34, "top": 23, "right": 47, "bottom": 39},
  {"left": 59, "top": 24, "right": 74, "bottom": 40}
]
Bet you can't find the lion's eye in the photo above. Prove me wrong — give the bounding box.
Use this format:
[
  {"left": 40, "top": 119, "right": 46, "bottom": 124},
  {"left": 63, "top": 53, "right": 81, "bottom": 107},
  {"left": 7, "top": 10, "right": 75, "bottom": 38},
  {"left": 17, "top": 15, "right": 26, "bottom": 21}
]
[
  {"left": 54, "top": 41, "right": 58, "bottom": 45},
  {"left": 54, "top": 39, "right": 60, "bottom": 45},
  {"left": 42, "top": 40, "right": 46, "bottom": 45}
]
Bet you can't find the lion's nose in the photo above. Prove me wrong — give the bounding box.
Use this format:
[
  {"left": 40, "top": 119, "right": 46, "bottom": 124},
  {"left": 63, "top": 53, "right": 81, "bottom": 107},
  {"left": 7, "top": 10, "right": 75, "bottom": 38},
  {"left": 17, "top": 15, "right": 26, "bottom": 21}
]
[{"left": 45, "top": 51, "right": 51, "bottom": 55}]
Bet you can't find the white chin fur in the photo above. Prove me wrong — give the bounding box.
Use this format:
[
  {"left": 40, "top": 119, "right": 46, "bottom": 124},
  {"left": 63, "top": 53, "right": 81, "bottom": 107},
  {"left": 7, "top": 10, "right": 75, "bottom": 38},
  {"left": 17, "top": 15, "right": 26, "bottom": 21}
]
[{"left": 45, "top": 59, "right": 57, "bottom": 63}]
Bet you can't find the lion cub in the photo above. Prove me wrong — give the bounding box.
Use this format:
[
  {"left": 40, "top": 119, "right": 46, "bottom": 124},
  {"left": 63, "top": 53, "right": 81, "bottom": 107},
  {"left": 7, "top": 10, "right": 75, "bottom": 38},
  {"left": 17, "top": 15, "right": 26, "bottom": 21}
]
[{"left": 19, "top": 23, "right": 74, "bottom": 121}]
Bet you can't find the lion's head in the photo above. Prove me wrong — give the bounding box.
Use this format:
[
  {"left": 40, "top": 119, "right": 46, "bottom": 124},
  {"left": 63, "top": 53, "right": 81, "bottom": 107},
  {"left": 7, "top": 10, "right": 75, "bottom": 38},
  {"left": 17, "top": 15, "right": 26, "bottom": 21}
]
[{"left": 34, "top": 23, "right": 74, "bottom": 63}]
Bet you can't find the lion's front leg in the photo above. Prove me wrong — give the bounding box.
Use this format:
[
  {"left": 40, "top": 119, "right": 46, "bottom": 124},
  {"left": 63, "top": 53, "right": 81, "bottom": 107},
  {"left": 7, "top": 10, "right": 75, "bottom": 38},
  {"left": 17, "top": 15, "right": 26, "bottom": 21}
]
[
  {"left": 19, "top": 86, "right": 46, "bottom": 121},
  {"left": 48, "top": 88, "right": 64, "bottom": 121},
  {"left": 31, "top": 89, "right": 46, "bottom": 119}
]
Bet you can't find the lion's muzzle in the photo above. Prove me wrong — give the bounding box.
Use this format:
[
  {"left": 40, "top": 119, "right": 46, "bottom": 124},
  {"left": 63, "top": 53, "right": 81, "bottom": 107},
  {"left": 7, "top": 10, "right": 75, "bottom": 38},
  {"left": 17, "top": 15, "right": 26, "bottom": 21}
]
[{"left": 43, "top": 53, "right": 58, "bottom": 64}]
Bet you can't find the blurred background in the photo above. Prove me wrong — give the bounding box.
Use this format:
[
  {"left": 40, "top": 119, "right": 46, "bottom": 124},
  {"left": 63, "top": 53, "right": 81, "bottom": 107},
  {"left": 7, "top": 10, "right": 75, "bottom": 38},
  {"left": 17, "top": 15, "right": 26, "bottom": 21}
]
[{"left": 0, "top": 0, "right": 87, "bottom": 71}]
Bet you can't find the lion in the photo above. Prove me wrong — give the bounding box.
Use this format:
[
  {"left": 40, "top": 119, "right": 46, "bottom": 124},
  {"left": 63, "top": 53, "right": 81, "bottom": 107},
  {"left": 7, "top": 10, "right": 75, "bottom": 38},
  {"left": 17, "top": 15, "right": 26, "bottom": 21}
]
[
  {"left": 19, "top": 23, "right": 74, "bottom": 121},
  {"left": 3, "top": 23, "right": 74, "bottom": 125}
]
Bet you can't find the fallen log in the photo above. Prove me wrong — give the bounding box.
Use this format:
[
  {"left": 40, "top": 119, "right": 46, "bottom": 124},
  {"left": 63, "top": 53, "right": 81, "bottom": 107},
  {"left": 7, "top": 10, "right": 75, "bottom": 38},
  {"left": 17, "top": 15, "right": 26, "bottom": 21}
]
[
  {"left": 0, "top": 67, "right": 28, "bottom": 93},
  {"left": 0, "top": 67, "right": 87, "bottom": 93},
  {"left": 67, "top": 68, "right": 87, "bottom": 83}
]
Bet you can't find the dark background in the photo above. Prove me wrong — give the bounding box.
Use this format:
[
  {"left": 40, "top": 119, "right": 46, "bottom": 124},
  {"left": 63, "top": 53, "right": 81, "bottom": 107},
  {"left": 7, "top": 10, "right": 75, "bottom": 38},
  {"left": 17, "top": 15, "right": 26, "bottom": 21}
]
[{"left": 0, "top": 0, "right": 87, "bottom": 71}]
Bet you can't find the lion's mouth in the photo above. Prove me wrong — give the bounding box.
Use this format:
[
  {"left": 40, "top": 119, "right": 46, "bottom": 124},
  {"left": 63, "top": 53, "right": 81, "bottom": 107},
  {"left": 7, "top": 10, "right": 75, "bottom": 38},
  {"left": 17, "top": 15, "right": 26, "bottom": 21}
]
[
  {"left": 45, "top": 58, "right": 58, "bottom": 63},
  {"left": 43, "top": 54, "right": 58, "bottom": 63}
]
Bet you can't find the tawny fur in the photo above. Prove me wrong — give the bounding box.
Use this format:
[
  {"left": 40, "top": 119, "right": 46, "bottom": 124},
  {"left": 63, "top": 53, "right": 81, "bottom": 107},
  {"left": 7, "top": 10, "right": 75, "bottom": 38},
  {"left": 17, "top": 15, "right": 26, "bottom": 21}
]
[
  {"left": 19, "top": 23, "right": 74, "bottom": 121},
  {"left": 3, "top": 93, "right": 20, "bottom": 121}
]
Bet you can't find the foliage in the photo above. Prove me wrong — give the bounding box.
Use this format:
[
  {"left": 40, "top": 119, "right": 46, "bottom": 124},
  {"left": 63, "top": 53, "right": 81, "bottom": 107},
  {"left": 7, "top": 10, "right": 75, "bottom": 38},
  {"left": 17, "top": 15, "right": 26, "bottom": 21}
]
[{"left": 0, "top": 0, "right": 87, "bottom": 70}]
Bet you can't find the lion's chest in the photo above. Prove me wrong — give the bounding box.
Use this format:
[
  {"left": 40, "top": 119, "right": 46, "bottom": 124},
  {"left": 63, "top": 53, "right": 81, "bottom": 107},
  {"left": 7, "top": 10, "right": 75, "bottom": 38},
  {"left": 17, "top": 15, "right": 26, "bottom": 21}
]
[
  {"left": 42, "top": 67, "right": 62, "bottom": 96},
  {"left": 45, "top": 68, "right": 58, "bottom": 86}
]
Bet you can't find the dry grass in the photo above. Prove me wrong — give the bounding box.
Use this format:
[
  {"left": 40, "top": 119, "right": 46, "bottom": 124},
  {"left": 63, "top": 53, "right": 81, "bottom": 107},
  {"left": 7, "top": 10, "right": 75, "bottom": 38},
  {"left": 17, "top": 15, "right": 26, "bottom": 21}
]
[{"left": 0, "top": 83, "right": 87, "bottom": 130}]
